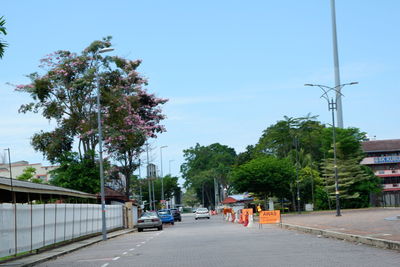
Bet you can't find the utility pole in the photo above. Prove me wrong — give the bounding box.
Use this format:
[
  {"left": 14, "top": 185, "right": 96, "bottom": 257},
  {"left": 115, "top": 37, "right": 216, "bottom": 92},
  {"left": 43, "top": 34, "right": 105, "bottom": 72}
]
[
  {"left": 160, "top": 146, "right": 167, "bottom": 204},
  {"left": 146, "top": 143, "right": 152, "bottom": 210},
  {"left": 305, "top": 82, "right": 358, "bottom": 216},
  {"left": 330, "top": 0, "right": 343, "bottom": 128}
]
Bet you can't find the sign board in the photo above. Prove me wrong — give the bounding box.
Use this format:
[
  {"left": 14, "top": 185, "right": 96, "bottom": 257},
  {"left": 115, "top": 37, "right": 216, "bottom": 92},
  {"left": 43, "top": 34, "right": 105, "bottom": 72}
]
[
  {"left": 259, "top": 210, "right": 281, "bottom": 224},
  {"left": 374, "top": 156, "right": 400, "bottom": 164},
  {"left": 242, "top": 208, "right": 253, "bottom": 216},
  {"left": 147, "top": 163, "right": 157, "bottom": 178}
]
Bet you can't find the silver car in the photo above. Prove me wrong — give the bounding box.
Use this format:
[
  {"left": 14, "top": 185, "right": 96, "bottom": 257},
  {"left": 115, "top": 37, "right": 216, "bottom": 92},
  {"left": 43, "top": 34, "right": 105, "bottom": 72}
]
[
  {"left": 137, "top": 211, "right": 163, "bottom": 232},
  {"left": 195, "top": 208, "right": 210, "bottom": 220}
]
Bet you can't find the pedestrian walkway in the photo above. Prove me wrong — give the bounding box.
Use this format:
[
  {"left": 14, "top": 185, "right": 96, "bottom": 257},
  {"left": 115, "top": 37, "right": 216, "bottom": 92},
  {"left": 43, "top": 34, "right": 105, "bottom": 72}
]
[
  {"left": 0, "top": 229, "right": 135, "bottom": 267},
  {"left": 279, "top": 208, "right": 400, "bottom": 250}
]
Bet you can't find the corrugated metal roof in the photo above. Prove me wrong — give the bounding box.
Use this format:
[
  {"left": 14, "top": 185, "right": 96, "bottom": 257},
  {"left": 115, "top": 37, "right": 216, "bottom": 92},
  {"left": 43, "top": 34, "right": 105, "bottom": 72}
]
[
  {"left": 362, "top": 139, "right": 400, "bottom": 152},
  {"left": 0, "top": 176, "right": 96, "bottom": 199}
]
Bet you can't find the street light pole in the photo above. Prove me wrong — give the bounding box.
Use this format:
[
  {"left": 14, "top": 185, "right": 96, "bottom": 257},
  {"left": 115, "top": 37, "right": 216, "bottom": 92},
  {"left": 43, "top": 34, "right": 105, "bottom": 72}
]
[
  {"left": 330, "top": 0, "right": 343, "bottom": 128},
  {"left": 160, "top": 145, "right": 167, "bottom": 203},
  {"left": 96, "top": 47, "right": 114, "bottom": 241},
  {"left": 305, "top": 82, "right": 358, "bottom": 217},
  {"left": 4, "top": 148, "right": 14, "bottom": 202}
]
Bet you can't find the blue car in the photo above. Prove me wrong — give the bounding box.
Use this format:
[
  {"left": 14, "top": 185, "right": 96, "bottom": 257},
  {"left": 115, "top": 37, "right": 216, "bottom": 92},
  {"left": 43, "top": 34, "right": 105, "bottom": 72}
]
[{"left": 158, "top": 209, "right": 175, "bottom": 225}]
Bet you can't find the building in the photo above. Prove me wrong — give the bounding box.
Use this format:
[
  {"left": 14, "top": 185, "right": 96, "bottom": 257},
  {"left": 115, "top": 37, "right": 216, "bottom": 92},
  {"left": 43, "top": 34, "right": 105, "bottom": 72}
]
[
  {"left": 0, "top": 161, "right": 58, "bottom": 182},
  {"left": 361, "top": 139, "right": 400, "bottom": 206}
]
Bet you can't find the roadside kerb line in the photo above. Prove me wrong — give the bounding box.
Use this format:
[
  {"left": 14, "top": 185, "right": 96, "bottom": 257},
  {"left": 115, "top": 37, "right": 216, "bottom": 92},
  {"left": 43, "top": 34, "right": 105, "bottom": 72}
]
[{"left": 281, "top": 223, "right": 400, "bottom": 251}]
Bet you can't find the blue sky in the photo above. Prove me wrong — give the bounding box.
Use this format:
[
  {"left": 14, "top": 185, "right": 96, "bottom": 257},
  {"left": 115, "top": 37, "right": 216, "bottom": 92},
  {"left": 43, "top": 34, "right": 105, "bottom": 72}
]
[{"left": 1, "top": 1, "right": 400, "bottom": 181}]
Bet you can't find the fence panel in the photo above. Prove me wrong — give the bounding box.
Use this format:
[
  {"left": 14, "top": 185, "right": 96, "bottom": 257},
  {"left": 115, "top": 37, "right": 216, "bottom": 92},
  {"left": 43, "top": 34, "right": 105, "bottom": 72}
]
[
  {"left": 16, "top": 204, "right": 31, "bottom": 254},
  {"left": 0, "top": 203, "right": 15, "bottom": 257},
  {"left": 0, "top": 203, "right": 123, "bottom": 258}
]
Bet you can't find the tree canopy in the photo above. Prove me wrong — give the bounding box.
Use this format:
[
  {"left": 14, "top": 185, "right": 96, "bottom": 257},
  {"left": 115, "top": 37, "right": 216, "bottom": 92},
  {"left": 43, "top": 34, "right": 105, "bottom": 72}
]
[
  {"left": 0, "top": 16, "right": 7, "bottom": 58},
  {"left": 16, "top": 37, "right": 167, "bottom": 196}
]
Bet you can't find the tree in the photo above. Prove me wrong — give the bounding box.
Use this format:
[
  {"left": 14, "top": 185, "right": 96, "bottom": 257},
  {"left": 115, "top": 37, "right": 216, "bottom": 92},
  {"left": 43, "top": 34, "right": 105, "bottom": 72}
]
[
  {"left": 254, "top": 115, "right": 325, "bottom": 161},
  {"left": 17, "top": 167, "right": 36, "bottom": 181},
  {"left": 231, "top": 156, "right": 296, "bottom": 205},
  {"left": 181, "top": 143, "right": 237, "bottom": 207},
  {"left": 16, "top": 37, "right": 167, "bottom": 196},
  {"left": 182, "top": 187, "right": 200, "bottom": 207},
  {"left": 138, "top": 175, "right": 180, "bottom": 210},
  {"left": 50, "top": 152, "right": 100, "bottom": 194},
  {"left": 0, "top": 16, "right": 7, "bottom": 58}
]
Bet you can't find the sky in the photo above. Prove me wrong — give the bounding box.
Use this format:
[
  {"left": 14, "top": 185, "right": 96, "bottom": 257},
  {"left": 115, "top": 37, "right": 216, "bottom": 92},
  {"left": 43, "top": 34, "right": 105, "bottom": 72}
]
[{"left": 1, "top": 1, "right": 400, "bottom": 183}]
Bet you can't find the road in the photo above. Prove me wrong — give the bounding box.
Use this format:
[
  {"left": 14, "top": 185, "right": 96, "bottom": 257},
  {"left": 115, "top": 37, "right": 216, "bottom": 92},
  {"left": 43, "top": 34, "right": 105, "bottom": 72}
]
[{"left": 38, "top": 213, "right": 400, "bottom": 267}]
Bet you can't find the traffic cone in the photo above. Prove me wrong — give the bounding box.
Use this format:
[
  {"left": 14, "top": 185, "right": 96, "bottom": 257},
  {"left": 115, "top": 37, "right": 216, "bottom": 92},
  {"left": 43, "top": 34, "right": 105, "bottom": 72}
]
[
  {"left": 235, "top": 212, "right": 240, "bottom": 223},
  {"left": 247, "top": 214, "right": 254, "bottom": 228},
  {"left": 238, "top": 212, "right": 244, "bottom": 224},
  {"left": 243, "top": 214, "right": 249, "bottom": 227}
]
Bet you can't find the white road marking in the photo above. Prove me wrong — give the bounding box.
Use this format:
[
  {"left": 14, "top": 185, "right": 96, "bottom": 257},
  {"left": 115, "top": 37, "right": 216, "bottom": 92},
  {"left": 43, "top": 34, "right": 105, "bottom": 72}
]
[
  {"left": 129, "top": 248, "right": 135, "bottom": 251},
  {"left": 141, "top": 241, "right": 146, "bottom": 244},
  {"left": 123, "top": 252, "right": 128, "bottom": 255},
  {"left": 113, "top": 257, "right": 120, "bottom": 261},
  {"left": 136, "top": 244, "right": 141, "bottom": 247},
  {"left": 101, "top": 263, "right": 109, "bottom": 267}
]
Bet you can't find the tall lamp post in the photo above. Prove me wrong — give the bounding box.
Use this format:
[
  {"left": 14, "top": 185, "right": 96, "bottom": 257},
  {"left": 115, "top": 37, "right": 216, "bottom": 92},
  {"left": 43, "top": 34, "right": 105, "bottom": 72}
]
[
  {"left": 160, "top": 145, "right": 167, "bottom": 203},
  {"left": 96, "top": 47, "right": 114, "bottom": 241},
  {"left": 330, "top": 0, "right": 343, "bottom": 128},
  {"left": 4, "top": 148, "right": 14, "bottom": 202},
  {"left": 305, "top": 82, "right": 358, "bottom": 216}
]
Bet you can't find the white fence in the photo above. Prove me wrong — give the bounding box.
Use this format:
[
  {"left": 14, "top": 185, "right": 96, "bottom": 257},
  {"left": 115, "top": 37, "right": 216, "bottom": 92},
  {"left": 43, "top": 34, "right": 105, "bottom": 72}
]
[{"left": 0, "top": 203, "right": 123, "bottom": 258}]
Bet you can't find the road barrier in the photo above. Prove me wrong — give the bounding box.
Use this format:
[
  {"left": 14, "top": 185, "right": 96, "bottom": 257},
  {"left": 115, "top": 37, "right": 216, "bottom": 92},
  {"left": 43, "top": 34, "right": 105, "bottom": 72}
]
[{"left": 0, "top": 203, "right": 123, "bottom": 258}]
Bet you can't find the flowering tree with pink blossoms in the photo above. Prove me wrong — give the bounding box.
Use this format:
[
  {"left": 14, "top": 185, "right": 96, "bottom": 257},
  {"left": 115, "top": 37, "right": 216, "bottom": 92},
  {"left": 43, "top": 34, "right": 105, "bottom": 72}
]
[{"left": 16, "top": 37, "right": 167, "bottom": 196}]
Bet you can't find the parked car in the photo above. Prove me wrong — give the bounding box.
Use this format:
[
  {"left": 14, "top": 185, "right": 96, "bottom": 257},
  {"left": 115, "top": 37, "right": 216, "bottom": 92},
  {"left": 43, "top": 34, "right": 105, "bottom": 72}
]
[
  {"left": 137, "top": 211, "right": 162, "bottom": 232},
  {"left": 158, "top": 209, "right": 175, "bottom": 224},
  {"left": 170, "top": 208, "right": 182, "bottom": 222},
  {"left": 195, "top": 208, "right": 210, "bottom": 220}
]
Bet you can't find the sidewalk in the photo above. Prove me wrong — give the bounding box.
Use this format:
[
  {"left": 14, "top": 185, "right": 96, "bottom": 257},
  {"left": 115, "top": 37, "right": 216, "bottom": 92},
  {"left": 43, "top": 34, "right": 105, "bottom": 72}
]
[
  {"left": 279, "top": 208, "right": 400, "bottom": 250},
  {"left": 0, "top": 229, "right": 136, "bottom": 267}
]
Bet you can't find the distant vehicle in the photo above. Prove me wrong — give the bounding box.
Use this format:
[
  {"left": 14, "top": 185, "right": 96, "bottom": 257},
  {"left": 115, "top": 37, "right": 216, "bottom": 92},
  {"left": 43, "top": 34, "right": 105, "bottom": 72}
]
[
  {"left": 195, "top": 208, "right": 210, "bottom": 220},
  {"left": 158, "top": 209, "right": 175, "bottom": 224},
  {"left": 170, "top": 208, "right": 182, "bottom": 222},
  {"left": 137, "top": 211, "right": 162, "bottom": 232}
]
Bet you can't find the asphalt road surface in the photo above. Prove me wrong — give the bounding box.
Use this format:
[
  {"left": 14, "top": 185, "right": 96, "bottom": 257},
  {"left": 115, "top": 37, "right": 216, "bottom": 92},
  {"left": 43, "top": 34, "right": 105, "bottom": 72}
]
[{"left": 38, "top": 213, "right": 400, "bottom": 267}]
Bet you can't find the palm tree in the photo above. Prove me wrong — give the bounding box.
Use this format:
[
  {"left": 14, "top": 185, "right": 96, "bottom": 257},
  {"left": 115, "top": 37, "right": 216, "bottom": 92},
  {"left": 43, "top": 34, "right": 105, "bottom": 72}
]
[{"left": 0, "top": 16, "right": 7, "bottom": 58}]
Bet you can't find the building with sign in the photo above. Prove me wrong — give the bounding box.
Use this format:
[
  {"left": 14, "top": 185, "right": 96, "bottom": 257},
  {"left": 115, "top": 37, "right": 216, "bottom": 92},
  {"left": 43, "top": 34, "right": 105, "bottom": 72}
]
[{"left": 361, "top": 139, "right": 400, "bottom": 206}]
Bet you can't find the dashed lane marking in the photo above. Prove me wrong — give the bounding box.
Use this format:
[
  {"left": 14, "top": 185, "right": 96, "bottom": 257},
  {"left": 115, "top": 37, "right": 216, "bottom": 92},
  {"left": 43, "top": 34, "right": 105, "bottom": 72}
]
[
  {"left": 136, "top": 244, "right": 141, "bottom": 247},
  {"left": 123, "top": 252, "right": 128, "bottom": 255},
  {"left": 129, "top": 248, "right": 135, "bottom": 251},
  {"left": 112, "top": 257, "right": 120, "bottom": 261},
  {"left": 101, "top": 263, "right": 109, "bottom": 267}
]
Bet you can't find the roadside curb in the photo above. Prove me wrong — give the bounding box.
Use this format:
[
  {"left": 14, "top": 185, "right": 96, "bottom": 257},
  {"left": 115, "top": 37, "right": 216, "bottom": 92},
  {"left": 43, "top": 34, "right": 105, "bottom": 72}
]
[
  {"left": 0, "top": 229, "right": 137, "bottom": 267},
  {"left": 281, "top": 223, "right": 400, "bottom": 251}
]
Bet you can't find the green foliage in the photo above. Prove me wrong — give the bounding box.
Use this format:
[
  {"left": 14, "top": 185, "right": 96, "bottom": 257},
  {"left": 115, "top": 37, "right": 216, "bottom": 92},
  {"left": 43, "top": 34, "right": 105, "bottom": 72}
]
[
  {"left": 321, "top": 156, "right": 381, "bottom": 208},
  {"left": 181, "top": 143, "right": 236, "bottom": 207},
  {"left": 136, "top": 175, "right": 181, "bottom": 210},
  {"left": 16, "top": 167, "right": 37, "bottom": 182},
  {"left": 254, "top": 115, "right": 325, "bottom": 161},
  {"left": 182, "top": 187, "right": 200, "bottom": 207},
  {"left": 17, "top": 37, "right": 167, "bottom": 197},
  {"left": 231, "top": 156, "right": 296, "bottom": 200},
  {"left": 50, "top": 152, "right": 100, "bottom": 194},
  {"left": 0, "top": 16, "right": 7, "bottom": 58}
]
